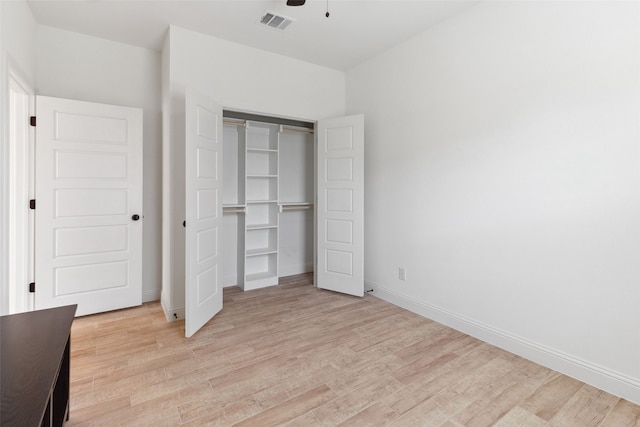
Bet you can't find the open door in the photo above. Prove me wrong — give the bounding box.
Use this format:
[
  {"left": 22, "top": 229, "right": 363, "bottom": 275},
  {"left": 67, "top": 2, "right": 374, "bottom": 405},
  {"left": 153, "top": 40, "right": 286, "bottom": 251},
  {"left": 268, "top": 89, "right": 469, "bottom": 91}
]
[
  {"left": 34, "top": 96, "right": 143, "bottom": 316},
  {"left": 185, "top": 89, "right": 223, "bottom": 337},
  {"left": 316, "top": 114, "right": 364, "bottom": 297}
]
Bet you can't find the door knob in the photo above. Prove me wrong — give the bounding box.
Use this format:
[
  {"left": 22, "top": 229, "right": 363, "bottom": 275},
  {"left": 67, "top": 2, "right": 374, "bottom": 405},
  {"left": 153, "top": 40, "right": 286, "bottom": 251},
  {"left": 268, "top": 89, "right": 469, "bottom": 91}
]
[{"left": 132, "top": 214, "right": 140, "bottom": 221}]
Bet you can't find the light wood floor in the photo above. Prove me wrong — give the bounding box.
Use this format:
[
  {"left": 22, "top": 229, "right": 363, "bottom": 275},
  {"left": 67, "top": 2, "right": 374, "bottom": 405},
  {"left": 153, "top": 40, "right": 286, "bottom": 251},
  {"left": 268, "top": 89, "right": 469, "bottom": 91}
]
[{"left": 67, "top": 274, "right": 640, "bottom": 426}]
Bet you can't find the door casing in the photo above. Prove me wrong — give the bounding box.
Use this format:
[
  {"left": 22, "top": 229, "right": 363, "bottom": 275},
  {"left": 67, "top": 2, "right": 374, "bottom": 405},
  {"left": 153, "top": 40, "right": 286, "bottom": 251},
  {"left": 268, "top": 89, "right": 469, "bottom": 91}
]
[{"left": 7, "top": 66, "right": 35, "bottom": 314}]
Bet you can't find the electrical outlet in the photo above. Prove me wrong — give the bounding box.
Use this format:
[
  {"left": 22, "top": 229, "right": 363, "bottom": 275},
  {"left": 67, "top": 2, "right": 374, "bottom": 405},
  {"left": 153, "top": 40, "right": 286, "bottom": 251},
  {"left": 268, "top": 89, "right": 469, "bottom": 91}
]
[{"left": 399, "top": 267, "right": 406, "bottom": 281}]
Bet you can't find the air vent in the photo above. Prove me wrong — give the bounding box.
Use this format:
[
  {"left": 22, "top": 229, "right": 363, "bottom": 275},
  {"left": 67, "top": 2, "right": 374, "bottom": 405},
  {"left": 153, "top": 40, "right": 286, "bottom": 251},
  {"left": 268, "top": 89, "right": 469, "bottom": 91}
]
[{"left": 258, "top": 10, "right": 295, "bottom": 31}]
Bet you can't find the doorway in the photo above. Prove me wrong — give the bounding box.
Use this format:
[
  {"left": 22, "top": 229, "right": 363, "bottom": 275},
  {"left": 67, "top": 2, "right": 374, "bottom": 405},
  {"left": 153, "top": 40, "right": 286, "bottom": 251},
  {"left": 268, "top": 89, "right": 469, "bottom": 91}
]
[{"left": 5, "top": 88, "right": 144, "bottom": 316}]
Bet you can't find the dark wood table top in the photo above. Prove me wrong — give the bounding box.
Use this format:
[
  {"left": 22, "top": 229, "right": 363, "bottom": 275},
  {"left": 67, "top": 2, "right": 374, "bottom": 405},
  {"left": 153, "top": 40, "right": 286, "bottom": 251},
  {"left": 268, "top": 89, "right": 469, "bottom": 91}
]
[{"left": 1, "top": 305, "right": 77, "bottom": 427}]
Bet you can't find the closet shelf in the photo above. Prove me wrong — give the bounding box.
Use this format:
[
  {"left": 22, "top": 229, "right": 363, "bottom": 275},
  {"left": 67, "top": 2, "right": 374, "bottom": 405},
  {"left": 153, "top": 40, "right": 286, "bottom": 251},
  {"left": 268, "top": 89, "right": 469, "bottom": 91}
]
[
  {"left": 247, "top": 199, "right": 278, "bottom": 204},
  {"left": 246, "top": 248, "right": 278, "bottom": 257},
  {"left": 280, "top": 204, "right": 314, "bottom": 212}
]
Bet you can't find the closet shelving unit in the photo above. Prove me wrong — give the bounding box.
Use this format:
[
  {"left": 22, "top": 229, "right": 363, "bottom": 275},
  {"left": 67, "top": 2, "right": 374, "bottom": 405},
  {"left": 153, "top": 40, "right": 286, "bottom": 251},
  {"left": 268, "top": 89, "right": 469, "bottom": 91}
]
[
  {"left": 223, "top": 116, "right": 315, "bottom": 291},
  {"left": 244, "top": 123, "right": 280, "bottom": 289}
]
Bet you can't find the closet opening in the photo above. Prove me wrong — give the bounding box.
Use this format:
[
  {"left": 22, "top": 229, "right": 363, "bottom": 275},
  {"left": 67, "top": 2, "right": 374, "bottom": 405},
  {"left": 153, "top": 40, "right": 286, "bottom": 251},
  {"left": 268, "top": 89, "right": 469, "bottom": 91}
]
[
  {"left": 164, "top": 91, "right": 363, "bottom": 334},
  {"left": 221, "top": 110, "right": 315, "bottom": 291}
]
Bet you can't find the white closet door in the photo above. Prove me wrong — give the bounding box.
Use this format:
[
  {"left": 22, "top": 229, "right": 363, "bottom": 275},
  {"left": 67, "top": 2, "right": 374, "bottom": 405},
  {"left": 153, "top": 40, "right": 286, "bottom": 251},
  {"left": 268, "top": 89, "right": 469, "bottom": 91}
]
[
  {"left": 316, "top": 114, "right": 364, "bottom": 297},
  {"left": 35, "top": 96, "right": 143, "bottom": 316},
  {"left": 185, "top": 89, "right": 223, "bottom": 337}
]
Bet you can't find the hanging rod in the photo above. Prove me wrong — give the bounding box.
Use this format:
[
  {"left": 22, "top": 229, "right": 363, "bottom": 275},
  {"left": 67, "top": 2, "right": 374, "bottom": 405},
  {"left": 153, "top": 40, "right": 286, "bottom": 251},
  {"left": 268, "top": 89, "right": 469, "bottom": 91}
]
[
  {"left": 223, "top": 207, "right": 246, "bottom": 214},
  {"left": 280, "top": 204, "right": 314, "bottom": 212},
  {"left": 223, "top": 119, "right": 246, "bottom": 127},
  {"left": 224, "top": 121, "right": 313, "bottom": 134},
  {"left": 282, "top": 126, "right": 314, "bottom": 135}
]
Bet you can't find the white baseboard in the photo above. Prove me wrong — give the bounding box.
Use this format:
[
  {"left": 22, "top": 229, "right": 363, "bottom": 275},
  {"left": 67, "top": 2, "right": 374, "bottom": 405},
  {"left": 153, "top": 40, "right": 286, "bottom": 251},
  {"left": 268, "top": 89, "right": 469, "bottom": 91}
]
[
  {"left": 160, "top": 291, "right": 184, "bottom": 322},
  {"left": 224, "top": 274, "right": 238, "bottom": 288},
  {"left": 279, "top": 263, "right": 314, "bottom": 279},
  {"left": 223, "top": 283, "right": 240, "bottom": 288},
  {"left": 365, "top": 280, "right": 640, "bottom": 405},
  {"left": 142, "top": 288, "right": 161, "bottom": 303}
]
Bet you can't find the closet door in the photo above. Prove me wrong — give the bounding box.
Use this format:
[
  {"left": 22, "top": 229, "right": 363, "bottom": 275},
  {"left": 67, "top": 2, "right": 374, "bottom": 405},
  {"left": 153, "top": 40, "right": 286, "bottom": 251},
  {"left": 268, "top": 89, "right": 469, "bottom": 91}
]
[
  {"left": 185, "top": 89, "right": 223, "bottom": 337},
  {"left": 316, "top": 115, "right": 364, "bottom": 297}
]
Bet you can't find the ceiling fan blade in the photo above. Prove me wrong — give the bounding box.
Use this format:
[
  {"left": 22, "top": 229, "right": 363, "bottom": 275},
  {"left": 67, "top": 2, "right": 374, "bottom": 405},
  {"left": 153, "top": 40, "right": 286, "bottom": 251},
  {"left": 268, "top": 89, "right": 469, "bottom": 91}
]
[{"left": 286, "top": 0, "right": 306, "bottom": 6}]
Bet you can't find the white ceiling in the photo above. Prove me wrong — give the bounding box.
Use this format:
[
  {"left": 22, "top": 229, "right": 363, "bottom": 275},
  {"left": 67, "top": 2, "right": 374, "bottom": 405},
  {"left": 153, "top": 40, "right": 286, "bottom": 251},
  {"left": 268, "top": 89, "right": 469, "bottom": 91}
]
[{"left": 27, "top": 0, "right": 479, "bottom": 70}]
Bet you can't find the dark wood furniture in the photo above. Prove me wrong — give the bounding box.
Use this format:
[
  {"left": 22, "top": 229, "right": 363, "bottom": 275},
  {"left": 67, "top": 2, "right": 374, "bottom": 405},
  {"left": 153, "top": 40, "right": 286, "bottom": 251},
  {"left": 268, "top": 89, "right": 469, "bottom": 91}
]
[{"left": 1, "top": 305, "right": 77, "bottom": 427}]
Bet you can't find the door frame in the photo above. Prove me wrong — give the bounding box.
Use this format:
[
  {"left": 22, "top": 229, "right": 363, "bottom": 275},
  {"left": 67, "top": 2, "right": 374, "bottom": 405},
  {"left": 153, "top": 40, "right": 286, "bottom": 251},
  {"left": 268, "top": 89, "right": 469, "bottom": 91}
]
[
  {"left": 220, "top": 109, "right": 366, "bottom": 294},
  {"left": 221, "top": 108, "right": 319, "bottom": 288},
  {"left": 6, "top": 63, "right": 35, "bottom": 314},
  {"left": 162, "top": 104, "right": 322, "bottom": 324},
  {"left": 163, "top": 99, "right": 365, "bottom": 331}
]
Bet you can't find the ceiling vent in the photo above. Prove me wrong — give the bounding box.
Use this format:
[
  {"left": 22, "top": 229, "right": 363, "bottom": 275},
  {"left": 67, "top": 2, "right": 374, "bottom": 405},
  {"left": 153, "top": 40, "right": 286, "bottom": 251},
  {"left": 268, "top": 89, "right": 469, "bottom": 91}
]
[{"left": 258, "top": 10, "right": 295, "bottom": 31}]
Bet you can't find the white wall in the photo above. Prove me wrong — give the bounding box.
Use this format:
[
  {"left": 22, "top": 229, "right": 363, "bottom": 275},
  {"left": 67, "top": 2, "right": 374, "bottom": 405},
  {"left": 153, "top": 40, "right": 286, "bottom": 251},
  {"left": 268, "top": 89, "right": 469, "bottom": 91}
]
[
  {"left": 162, "top": 26, "right": 345, "bottom": 318},
  {"left": 0, "top": 0, "right": 37, "bottom": 314},
  {"left": 169, "top": 26, "right": 345, "bottom": 121},
  {"left": 347, "top": 1, "right": 640, "bottom": 403},
  {"left": 37, "top": 26, "right": 163, "bottom": 302},
  {"left": 1, "top": 0, "right": 37, "bottom": 85}
]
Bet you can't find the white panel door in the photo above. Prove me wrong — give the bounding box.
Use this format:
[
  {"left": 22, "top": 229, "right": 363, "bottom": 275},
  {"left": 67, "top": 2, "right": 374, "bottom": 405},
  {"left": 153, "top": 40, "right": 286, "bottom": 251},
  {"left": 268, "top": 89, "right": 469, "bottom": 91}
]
[
  {"left": 316, "top": 115, "right": 364, "bottom": 297},
  {"left": 185, "top": 89, "right": 223, "bottom": 337},
  {"left": 35, "top": 96, "right": 143, "bottom": 316}
]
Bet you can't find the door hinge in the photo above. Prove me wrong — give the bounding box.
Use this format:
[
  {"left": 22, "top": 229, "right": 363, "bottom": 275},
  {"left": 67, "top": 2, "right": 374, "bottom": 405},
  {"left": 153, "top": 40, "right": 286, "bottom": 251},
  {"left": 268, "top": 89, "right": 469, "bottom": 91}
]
[
  {"left": 29, "top": 199, "right": 36, "bottom": 210},
  {"left": 30, "top": 116, "right": 36, "bottom": 127},
  {"left": 29, "top": 282, "right": 35, "bottom": 293}
]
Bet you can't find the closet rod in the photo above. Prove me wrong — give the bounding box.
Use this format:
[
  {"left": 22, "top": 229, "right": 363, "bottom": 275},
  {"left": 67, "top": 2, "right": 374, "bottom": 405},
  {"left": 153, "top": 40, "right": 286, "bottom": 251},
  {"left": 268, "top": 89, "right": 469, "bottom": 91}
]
[
  {"left": 223, "top": 119, "right": 246, "bottom": 127},
  {"left": 282, "top": 126, "right": 314, "bottom": 135},
  {"left": 224, "top": 121, "right": 312, "bottom": 134},
  {"left": 223, "top": 207, "right": 246, "bottom": 214},
  {"left": 281, "top": 205, "right": 314, "bottom": 212}
]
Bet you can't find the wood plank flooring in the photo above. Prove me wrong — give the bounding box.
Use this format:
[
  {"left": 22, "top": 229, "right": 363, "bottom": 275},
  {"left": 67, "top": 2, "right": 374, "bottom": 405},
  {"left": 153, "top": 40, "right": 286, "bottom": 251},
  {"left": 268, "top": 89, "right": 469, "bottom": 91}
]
[{"left": 66, "top": 274, "right": 640, "bottom": 426}]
